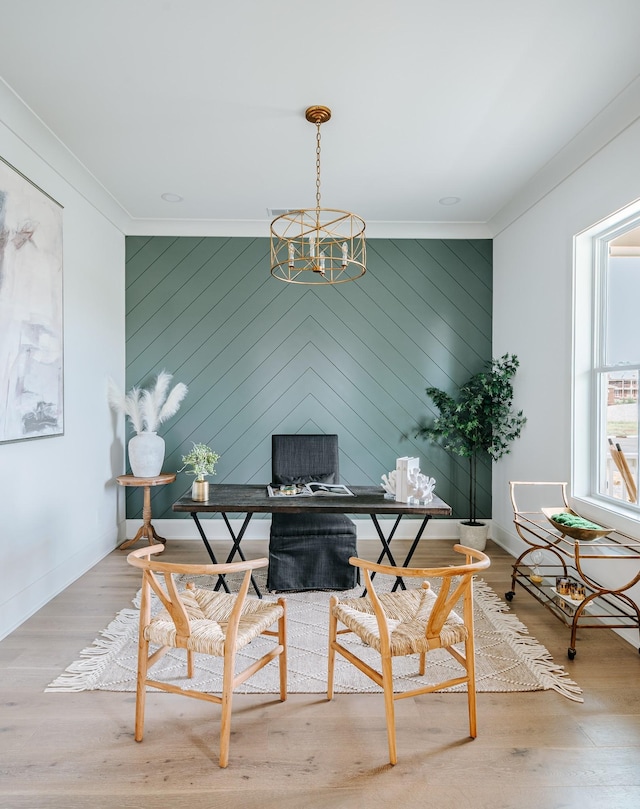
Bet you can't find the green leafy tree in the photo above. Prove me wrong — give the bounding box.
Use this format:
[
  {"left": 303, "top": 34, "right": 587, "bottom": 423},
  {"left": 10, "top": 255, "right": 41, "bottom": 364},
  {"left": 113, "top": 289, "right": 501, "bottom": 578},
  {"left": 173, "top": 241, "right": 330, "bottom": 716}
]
[{"left": 414, "top": 353, "right": 526, "bottom": 525}]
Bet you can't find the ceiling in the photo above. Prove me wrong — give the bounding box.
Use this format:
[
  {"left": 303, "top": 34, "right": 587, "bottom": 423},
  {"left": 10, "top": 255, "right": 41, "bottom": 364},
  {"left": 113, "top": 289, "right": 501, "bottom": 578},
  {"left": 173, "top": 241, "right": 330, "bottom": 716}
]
[{"left": 2, "top": 0, "right": 640, "bottom": 237}]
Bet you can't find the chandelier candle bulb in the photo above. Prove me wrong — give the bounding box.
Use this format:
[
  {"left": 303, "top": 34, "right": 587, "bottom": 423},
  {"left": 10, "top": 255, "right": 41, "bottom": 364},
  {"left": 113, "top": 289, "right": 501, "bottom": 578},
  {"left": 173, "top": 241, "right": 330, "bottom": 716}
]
[
  {"left": 342, "top": 242, "right": 348, "bottom": 266},
  {"left": 288, "top": 243, "right": 295, "bottom": 267}
]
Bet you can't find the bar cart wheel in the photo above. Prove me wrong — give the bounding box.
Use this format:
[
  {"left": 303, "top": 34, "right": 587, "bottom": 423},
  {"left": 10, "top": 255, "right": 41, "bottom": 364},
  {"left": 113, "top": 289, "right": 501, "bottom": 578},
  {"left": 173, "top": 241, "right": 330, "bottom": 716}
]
[{"left": 505, "top": 591, "right": 515, "bottom": 601}]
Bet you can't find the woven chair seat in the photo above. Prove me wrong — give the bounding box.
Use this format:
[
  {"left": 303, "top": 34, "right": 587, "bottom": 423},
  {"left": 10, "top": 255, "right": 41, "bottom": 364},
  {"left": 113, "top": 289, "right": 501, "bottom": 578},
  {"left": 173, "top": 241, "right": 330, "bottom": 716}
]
[
  {"left": 332, "top": 587, "right": 468, "bottom": 656},
  {"left": 146, "top": 588, "right": 285, "bottom": 656},
  {"left": 127, "top": 546, "right": 287, "bottom": 768},
  {"left": 328, "top": 547, "right": 490, "bottom": 765}
]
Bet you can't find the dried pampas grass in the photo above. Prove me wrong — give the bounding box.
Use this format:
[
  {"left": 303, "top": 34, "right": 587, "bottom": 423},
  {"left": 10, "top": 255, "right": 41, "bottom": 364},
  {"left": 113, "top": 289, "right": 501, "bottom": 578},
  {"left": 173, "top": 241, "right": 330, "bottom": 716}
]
[{"left": 108, "top": 371, "right": 188, "bottom": 433}]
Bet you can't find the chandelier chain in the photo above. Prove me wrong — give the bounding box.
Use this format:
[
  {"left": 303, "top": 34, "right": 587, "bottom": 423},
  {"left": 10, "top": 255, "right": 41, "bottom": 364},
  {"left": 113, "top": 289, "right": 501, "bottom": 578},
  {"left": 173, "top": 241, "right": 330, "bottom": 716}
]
[{"left": 315, "top": 122, "right": 322, "bottom": 217}]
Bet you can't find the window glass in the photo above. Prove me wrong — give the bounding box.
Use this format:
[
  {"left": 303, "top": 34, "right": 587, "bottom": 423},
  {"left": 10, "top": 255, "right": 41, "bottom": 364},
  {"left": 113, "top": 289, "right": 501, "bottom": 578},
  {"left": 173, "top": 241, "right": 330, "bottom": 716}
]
[
  {"left": 601, "top": 369, "right": 638, "bottom": 503},
  {"left": 606, "top": 256, "right": 640, "bottom": 365},
  {"left": 596, "top": 235, "right": 640, "bottom": 507}
]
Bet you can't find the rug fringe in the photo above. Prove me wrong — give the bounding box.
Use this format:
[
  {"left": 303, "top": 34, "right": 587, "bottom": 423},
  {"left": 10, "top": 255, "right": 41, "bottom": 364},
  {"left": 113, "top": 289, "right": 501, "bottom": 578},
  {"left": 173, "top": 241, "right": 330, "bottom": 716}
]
[
  {"left": 45, "top": 578, "right": 584, "bottom": 702},
  {"left": 473, "top": 579, "right": 583, "bottom": 703},
  {"left": 45, "top": 608, "right": 140, "bottom": 692}
]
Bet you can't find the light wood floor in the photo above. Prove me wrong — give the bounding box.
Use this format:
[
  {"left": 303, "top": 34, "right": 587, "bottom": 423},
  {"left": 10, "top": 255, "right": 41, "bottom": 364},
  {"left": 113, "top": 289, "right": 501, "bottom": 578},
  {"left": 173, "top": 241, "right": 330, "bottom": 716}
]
[{"left": 1, "top": 538, "right": 640, "bottom": 809}]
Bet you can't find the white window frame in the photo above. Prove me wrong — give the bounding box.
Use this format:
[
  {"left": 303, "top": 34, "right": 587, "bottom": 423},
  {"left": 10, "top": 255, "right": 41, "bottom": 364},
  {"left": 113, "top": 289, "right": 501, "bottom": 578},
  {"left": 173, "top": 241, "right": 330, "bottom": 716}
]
[{"left": 573, "top": 199, "right": 640, "bottom": 524}]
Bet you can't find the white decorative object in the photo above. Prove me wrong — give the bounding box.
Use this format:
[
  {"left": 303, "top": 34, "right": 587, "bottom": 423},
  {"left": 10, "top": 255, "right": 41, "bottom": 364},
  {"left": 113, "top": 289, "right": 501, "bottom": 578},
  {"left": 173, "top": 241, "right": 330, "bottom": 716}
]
[
  {"left": 394, "top": 456, "right": 420, "bottom": 502},
  {"left": 127, "top": 431, "right": 165, "bottom": 478},
  {"left": 108, "top": 370, "right": 188, "bottom": 478},
  {"left": 395, "top": 457, "right": 408, "bottom": 501},
  {"left": 108, "top": 370, "right": 188, "bottom": 434},
  {"left": 405, "top": 457, "right": 420, "bottom": 501},
  {"left": 383, "top": 462, "right": 436, "bottom": 504},
  {"left": 381, "top": 470, "right": 398, "bottom": 496},
  {"left": 407, "top": 470, "right": 436, "bottom": 503}
]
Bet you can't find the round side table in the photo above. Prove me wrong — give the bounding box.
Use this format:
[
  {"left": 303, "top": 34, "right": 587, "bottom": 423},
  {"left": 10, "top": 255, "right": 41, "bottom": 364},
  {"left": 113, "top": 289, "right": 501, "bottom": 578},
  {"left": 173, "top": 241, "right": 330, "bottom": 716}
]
[{"left": 116, "top": 472, "right": 176, "bottom": 550}]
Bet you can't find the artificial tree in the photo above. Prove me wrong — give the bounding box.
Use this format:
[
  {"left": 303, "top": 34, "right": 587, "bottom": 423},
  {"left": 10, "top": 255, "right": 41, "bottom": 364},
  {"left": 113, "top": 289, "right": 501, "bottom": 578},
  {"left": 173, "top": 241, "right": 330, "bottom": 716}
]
[{"left": 415, "top": 353, "right": 526, "bottom": 528}]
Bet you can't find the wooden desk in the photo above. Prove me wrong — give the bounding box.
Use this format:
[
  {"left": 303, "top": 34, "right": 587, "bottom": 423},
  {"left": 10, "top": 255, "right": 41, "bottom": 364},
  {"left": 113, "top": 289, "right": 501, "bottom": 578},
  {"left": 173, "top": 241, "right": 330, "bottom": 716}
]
[
  {"left": 117, "top": 473, "right": 176, "bottom": 550},
  {"left": 172, "top": 484, "right": 452, "bottom": 596}
]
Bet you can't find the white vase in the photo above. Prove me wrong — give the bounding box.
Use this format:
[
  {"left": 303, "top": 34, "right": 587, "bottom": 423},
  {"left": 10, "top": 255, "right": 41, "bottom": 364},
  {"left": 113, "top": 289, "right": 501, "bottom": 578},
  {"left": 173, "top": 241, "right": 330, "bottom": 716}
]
[
  {"left": 128, "top": 431, "right": 165, "bottom": 478},
  {"left": 458, "top": 521, "right": 489, "bottom": 552}
]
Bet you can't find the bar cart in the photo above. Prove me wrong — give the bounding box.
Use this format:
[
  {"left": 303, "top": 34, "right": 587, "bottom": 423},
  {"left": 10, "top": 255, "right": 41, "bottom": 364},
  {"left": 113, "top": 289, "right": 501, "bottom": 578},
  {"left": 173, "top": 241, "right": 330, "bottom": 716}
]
[{"left": 507, "top": 481, "right": 640, "bottom": 660}]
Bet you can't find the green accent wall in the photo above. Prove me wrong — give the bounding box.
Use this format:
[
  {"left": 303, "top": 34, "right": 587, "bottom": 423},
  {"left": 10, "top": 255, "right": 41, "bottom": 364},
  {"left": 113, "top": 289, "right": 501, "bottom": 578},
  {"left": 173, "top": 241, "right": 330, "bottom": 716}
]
[{"left": 124, "top": 236, "right": 492, "bottom": 521}]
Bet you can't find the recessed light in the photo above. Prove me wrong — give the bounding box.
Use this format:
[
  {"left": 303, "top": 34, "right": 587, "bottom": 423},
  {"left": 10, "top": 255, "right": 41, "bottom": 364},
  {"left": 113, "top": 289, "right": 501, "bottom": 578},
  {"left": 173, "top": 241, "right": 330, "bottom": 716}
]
[
  {"left": 161, "top": 193, "right": 183, "bottom": 203},
  {"left": 439, "top": 196, "right": 461, "bottom": 206}
]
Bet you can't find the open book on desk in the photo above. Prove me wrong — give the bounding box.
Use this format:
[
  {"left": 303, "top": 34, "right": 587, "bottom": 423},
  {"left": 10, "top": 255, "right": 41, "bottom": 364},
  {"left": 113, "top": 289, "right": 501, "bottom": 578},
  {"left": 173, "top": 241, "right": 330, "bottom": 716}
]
[{"left": 267, "top": 482, "right": 354, "bottom": 498}]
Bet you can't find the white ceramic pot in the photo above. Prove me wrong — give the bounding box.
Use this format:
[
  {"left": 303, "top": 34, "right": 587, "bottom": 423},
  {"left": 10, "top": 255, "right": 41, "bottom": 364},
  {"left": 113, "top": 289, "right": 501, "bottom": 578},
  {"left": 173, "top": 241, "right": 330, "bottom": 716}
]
[
  {"left": 128, "top": 431, "right": 165, "bottom": 478},
  {"left": 458, "top": 521, "right": 489, "bottom": 552}
]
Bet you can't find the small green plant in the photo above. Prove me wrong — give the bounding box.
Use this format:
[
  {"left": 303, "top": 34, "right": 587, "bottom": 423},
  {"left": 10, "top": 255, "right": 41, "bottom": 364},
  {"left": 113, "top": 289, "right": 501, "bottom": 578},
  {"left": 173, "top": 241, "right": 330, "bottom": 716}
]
[
  {"left": 414, "top": 353, "right": 526, "bottom": 525},
  {"left": 180, "top": 443, "right": 220, "bottom": 481}
]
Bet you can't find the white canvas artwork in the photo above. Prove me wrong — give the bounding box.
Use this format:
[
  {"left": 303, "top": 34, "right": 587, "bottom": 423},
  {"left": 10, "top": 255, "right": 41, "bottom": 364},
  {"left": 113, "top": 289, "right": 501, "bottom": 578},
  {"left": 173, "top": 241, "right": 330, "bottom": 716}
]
[{"left": 0, "top": 158, "right": 63, "bottom": 442}]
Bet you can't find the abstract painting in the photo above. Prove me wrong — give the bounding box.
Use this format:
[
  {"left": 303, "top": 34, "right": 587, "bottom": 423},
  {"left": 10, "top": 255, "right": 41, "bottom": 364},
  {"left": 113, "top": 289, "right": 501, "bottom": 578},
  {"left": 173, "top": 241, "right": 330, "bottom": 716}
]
[{"left": 0, "top": 157, "right": 63, "bottom": 442}]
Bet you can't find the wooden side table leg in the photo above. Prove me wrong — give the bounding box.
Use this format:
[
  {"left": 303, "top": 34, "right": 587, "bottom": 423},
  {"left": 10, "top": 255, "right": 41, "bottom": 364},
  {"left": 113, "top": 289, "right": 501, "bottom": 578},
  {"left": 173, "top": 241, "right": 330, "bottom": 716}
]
[
  {"left": 150, "top": 523, "right": 167, "bottom": 544},
  {"left": 119, "top": 523, "right": 146, "bottom": 551},
  {"left": 119, "top": 485, "right": 167, "bottom": 550},
  {"left": 140, "top": 485, "right": 166, "bottom": 545}
]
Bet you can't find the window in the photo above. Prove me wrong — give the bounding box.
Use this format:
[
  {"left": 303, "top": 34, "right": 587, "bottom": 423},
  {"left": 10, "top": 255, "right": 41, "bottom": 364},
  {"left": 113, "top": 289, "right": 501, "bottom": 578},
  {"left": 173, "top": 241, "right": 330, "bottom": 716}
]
[
  {"left": 574, "top": 207, "right": 640, "bottom": 515},
  {"left": 596, "top": 238, "right": 639, "bottom": 506}
]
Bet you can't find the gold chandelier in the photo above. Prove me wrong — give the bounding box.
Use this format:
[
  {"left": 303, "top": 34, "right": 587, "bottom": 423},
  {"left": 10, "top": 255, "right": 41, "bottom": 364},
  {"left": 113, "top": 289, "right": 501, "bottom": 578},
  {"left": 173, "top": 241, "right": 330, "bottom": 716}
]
[{"left": 270, "top": 105, "right": 366, "bottom": 285}]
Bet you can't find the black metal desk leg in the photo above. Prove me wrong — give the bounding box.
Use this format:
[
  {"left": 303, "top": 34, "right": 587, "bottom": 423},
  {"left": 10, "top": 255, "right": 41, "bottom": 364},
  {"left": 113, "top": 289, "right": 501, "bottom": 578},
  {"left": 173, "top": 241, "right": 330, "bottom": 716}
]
[
  {"left": 391, "top": 515, "right": 431, "bottom": 592},
  {"left": 363, "top": 515, "right": 406, "bottom": 594},
  {"left": 190, "top": 513, "right": 231, "bottom": 594},
  {"left": 370, "top": 514, "right": 401, "bottom": 566},
  {"left": 373, "top": 515, "right": 402, "bottom": 567},
  {"left": 221, "top": 513, "right": 262, "bottom": 598}
]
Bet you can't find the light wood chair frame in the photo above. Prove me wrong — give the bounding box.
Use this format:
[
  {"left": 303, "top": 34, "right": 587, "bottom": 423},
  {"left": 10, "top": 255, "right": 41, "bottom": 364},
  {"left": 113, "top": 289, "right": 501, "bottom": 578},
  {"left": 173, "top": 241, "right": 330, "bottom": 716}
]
[
  {"left": 327, "top": 544, "right": 490, "bottom": 765},
  {"left": 127, "top": 544, "right": 287, "bottom": 767}
]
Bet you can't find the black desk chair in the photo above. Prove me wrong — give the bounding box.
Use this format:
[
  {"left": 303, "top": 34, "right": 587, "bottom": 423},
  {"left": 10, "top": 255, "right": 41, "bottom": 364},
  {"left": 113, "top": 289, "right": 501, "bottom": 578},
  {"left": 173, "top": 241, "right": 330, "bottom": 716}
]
[{"left": 267, "top": 434, "right": 358, "bottom": 592}]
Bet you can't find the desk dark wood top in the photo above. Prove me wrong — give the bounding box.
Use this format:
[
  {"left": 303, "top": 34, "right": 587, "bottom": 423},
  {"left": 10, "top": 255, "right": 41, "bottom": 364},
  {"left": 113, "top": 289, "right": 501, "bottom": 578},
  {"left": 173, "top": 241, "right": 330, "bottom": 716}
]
[{"left": 172, "top": 484, "right": 451, "bottom": 516}]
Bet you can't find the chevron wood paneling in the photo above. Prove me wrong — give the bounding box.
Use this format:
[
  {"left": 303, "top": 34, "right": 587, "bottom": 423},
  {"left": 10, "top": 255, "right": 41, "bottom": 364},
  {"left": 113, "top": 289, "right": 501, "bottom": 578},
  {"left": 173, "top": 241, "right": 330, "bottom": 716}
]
[{"left": 124, "top": 236, "right": 492, "bottom": 522}]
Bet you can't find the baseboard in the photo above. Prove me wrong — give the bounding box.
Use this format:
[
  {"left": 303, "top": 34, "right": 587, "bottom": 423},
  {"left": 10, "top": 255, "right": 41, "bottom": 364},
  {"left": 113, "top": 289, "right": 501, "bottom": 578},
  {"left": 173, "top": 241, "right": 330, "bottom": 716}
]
[
  {"left": 488, "top": 518, "right": 523, "bottom": 557},
  {"left": 125, "top": 517, "right": 473, "bottom": 541}
]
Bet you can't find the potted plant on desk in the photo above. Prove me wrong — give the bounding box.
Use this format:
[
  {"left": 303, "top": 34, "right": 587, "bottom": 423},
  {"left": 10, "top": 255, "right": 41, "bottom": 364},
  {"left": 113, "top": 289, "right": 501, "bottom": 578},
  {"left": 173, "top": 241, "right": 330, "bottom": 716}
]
[
  {"left": 414, "top": 353, "right": 526, "bottom": 551},
  {"left": 180, "top": 442, "right": 220, "bottom": 502}
]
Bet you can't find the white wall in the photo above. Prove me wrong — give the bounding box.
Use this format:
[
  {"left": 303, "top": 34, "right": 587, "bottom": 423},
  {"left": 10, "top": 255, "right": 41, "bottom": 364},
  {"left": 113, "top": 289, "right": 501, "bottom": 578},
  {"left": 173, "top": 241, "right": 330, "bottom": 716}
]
[
  {"left": 0, "top": 82, "right": 127, "bottom": 639},
  {"left": 492, "top": 115, "right": 640, "bottom": 545},
  {"left": 491, "top": 99, "right": 640, "bottom": 645}
]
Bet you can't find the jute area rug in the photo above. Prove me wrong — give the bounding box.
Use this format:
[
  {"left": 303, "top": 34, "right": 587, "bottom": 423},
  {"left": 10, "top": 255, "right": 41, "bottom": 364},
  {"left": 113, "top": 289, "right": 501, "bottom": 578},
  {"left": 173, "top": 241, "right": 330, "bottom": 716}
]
[{"left": 46, "top": 573, "right": 583, "bottom": 702}]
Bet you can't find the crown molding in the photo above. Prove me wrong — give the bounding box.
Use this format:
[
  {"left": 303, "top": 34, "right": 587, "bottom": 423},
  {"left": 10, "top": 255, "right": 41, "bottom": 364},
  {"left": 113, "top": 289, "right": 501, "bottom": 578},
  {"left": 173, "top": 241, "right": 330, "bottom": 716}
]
[
  {"left": 124, "top": 217, "right": 493, "bottom": 240},
  {"left": 489, "top": 73, "right": 640, "bottom": 237},
  {"left": 0, "top": 78, "right": 130, "bottom": 232}
]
